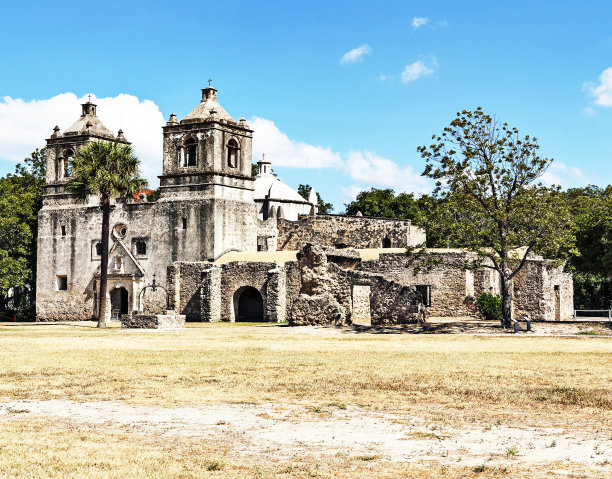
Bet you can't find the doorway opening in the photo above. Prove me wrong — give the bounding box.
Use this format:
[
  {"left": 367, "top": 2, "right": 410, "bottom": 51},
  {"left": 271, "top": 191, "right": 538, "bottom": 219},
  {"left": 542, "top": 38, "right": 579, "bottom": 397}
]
[
  {"left": 110, "top": 287, "right": 129, "bottom": 318},
  {"left": 234, "top": 287, "right": 264, "bottom": 322}
]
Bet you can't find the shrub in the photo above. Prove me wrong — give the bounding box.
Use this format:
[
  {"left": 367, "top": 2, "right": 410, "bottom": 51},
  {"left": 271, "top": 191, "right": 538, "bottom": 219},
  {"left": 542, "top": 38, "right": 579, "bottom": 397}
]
[{"left": 476, "top": 293, "right": 502, "bottom": 321}]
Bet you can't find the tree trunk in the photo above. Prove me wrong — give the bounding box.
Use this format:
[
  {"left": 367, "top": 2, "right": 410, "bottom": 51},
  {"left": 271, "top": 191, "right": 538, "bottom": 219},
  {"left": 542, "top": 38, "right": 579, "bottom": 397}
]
[
  {"left": 97, "top": 198, "right": 111, "bottom": 328},
  {"left": 500, "top": 272, "right": 512, "bottom": 328}
]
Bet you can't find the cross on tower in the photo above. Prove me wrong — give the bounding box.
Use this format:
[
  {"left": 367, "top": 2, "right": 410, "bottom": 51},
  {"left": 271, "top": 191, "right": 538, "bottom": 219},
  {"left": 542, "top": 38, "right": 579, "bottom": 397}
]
[
  {"left": 207, "top": 79, "right": 212, "bottom": 86},
  {"left": 262, "top": 153, "right": 265, "bottom": 161},
  {"left": 88, "top": 94, "right": 92, "bottom": 103}
]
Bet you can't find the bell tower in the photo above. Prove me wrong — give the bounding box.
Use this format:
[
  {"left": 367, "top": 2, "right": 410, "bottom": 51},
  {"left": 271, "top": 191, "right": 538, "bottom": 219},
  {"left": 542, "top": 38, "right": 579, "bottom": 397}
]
[
  {"left": 43, "top": 99, "right": 129, "bottom": 205},
  {"left": 158, "top": 85, "right": 257, "bottom": 258}
]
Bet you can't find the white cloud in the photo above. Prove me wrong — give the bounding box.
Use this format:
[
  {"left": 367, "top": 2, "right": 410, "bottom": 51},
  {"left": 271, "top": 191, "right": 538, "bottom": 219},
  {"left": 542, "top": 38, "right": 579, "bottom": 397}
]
[
  {"left": 412, "top": 17, "right": 429, "bottom": 28},
  {"left": 249, "top": 118, "right": 430, "bottom": 198},
  {"left": 343, "top": 150, "right": 431, "bottom": 197},
  {"left": 541, "top": 162, "right": 591, "bottom": 188},
  {"left": 584, "top": 67, "right": 612, "bottom": 106},
  {"left": 401, "top": 58, "right": 436, "bottom": 83},
  {"left": 250, "top": 117, "right": 343, "bottom": 169},
  {"left": 340, "top": 44, "right": 373, "bottom": 64},
  {"left": 0, "top": 93, "right": 164, "bottom": 186}
]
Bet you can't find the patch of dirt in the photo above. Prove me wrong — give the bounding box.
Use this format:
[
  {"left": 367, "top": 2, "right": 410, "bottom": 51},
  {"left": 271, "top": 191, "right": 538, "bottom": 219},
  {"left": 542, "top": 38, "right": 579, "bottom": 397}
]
[{"left": 1, "top": 399, "right": 610, "bottom": 473}]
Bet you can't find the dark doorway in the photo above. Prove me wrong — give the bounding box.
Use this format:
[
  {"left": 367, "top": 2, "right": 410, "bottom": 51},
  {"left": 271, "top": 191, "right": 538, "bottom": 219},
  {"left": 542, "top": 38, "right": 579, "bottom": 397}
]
[
  {"left": 234, "top": 287, "right": 264, "bottom": 322},
  {"left": 382, "top": 237, "right": 391, "bottom": 248},
  {"left": 110, "top": 287, "right": 129, "bottom": 317}
]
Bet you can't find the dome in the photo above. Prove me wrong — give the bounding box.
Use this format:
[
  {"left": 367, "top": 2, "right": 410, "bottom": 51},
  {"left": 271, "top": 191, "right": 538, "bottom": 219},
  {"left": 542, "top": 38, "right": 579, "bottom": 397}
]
[
  {"left": 63, "top": 102, "right": 115, "bottom": 139},
  {"left": 181, "top": 86, "right": 236, "bottom": 124},
  {"left": 254, "top": 173, "right": 309, "bottom": 204}
]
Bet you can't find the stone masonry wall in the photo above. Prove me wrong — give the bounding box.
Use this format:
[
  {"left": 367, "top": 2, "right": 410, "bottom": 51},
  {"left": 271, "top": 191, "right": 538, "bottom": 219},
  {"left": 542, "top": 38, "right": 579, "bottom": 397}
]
[
  {"left": 360, "top": 252, "right": 479, "bottom": 318},
  {"left": 277, "top": 214, "right": 425, "bottom": 251}
]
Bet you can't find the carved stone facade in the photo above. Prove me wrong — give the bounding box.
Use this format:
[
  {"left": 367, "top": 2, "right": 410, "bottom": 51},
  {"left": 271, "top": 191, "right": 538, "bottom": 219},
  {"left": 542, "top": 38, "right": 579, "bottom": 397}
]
[{"left": 35, "top": 85, "right": 572, "bottom": 324}]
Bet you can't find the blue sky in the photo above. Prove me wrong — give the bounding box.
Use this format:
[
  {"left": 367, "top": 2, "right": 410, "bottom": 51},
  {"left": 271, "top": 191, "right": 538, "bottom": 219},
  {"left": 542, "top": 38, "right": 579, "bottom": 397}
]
[{"left": 1, "top": 0, "right": 612, "bottom": 211}]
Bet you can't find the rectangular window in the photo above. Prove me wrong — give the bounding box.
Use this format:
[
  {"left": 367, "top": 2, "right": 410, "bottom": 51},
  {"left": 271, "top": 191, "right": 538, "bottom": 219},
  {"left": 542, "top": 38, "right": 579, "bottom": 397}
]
[
  {"left": 61, "top": 225, "right": 66, "bottom": 236},
  {"left": 182, "top": 217, "right": 187, "bottom": 229},
  {"left": 414, "top": 285, "right": 431, "bottom": 307},
  {"left": 56, "top": 275, "right": 67, "bottom": 291}
]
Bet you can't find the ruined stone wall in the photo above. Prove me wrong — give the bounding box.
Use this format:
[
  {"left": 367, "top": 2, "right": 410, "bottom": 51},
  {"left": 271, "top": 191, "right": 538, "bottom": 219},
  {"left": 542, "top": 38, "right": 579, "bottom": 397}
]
[
  {"left": 219, "top": 262, "right": 275, "bottom": 321},
  {"left": 512, "top": 260, "right": 573, "bottom": 321},
  {"left": 167, "top": 262, "right": 210, "bottom": 321},
  {"left": 257, "top": 218, "right": 278, "bottom": 251},
  {"left": 360, "top": 252, "right": 479, "bottom": 317},
  {"left": 277, "top": 214, "right": 425, "bottom": 251}
]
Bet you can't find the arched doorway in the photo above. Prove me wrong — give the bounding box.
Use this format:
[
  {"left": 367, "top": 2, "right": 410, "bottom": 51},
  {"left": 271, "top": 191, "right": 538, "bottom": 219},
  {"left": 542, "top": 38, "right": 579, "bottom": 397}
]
[
  {"left": 234, "top": 287, "right": 264, "bottom": 322},
  {"left": 110, "top": 287, "right": 129, "bottom": 318}
]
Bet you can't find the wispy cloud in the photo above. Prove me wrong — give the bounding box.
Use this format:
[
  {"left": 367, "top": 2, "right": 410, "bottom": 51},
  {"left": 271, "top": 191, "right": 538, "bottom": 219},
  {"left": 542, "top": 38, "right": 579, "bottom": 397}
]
[
  {"left": 583, "top": 67, "right": 612, "bottom": 106},
  {"left": 401, "top": 57, "right": 437, "bottom": 83},
  {"left": 250, "top": 117, "right": 343, "bottom": 169},
  {"left": 411, "top": 17, "right": 429, "bottom": 28},
  {"left": 541, "top": 162, "right": 591, "bottom": 188},
  {"left": 250, "top": 118, "right": 431, "bottom": 198},
  {"left": 0, "top": 93, "right": 164, "bottom": 185},
  {"left": 340, "top": 44, "right": 373, "bottom": 65}
]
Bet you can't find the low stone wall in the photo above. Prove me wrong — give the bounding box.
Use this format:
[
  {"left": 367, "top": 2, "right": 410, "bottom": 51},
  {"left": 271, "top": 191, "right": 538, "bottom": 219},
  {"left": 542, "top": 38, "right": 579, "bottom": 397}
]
[
  {"left": 361, "top": 251, "right": 479, "bottom": 318},
  {"left": 288, "top": 244, "right": 425, "bottom": 326},
  {"left": 277, "top": 214, "right": 425, "bottom": 251},
  {"left": 120, "top": 310, "right": 185, "bottom": 329}
]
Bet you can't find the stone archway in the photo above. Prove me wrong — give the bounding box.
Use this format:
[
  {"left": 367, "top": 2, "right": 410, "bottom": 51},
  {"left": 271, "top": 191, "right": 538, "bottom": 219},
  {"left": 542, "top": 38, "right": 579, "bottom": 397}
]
[
  {"left": 233, "top": 287, "right": 264, "bottom": 322},
  {"left": 110, "top": 287, "right": 129, "bottom": 318}
]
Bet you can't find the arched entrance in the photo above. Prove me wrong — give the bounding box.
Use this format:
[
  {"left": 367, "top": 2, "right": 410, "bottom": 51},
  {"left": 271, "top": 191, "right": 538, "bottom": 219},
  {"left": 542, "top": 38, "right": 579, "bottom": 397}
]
[
  {"left": 233, "top": 287, "right": 264, "bottom": 322},
  {"left": 110, "top": 287, "right": 129, "bottom": 318}
]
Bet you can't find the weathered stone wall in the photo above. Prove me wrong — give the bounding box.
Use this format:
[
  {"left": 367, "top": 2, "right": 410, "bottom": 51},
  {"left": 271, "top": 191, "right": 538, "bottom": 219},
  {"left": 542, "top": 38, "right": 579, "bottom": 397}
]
[
  {"left": 257, "top": 218, "right": 278, "bottom": 251},
  {"left": 288, "top": 244, "right": 424, "bottom": 325},
  {"left": 200, "top": 265, "right": 221, "bottom": 322},
  {"left": 120, "top": 310, "right": 185, "bottom": 329},
  {"left": 219, "top": 262, "right": 275, "bottom": 322},
  {"left": 360, "top": 251, "right": 479, "bottom": 317},
  {"left": 512, "top": 260, "right": 573, "bottom": 321},
  {"left": 277, "top": 214, "right": 426, "bottom": 251}
]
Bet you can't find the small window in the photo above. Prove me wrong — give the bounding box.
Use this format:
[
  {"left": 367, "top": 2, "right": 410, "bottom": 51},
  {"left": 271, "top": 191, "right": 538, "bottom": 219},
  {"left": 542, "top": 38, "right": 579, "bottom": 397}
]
[
  {"left": 56, "top": 275, "right": 67, "bottom": 291},
  {"left": 227, "top": 139, "right": 239, "bottom": 168},
  {"left": 95, "top": 243, "right": 102, "bottom": 256},
  {"left": 61, "top": 225, "right": 66, "bottom": 236},
  {"left": 185, "top": 138, "right": 197, "bottom": 167},
  {"left": 414, "top": 285, "right": 431, "bottom": 307},
  {"left": 182, "top": 217, "right": 187, "bottom": 229},
  {"left": 382, "top": 237, "right": 391, "bottom": 248},
  {"left": 135, "top": 240, "right": 146, "bottom": 256}
]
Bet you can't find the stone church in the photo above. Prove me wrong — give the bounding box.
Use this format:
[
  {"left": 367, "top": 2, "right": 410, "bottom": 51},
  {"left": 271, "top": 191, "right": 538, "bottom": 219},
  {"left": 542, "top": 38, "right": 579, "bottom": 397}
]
[{"left": 35, "top": 86, "right": 573, "bottom": 324}]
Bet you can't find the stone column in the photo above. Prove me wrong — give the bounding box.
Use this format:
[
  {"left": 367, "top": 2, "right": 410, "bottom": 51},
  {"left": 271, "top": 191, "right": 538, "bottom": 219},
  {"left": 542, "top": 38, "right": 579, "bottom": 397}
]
[
  {"left": 266, "top": 265, "right": 286, "bottom": 323},
  {"left": 200, "top": 265, "right": 221, "bottom": 322}
]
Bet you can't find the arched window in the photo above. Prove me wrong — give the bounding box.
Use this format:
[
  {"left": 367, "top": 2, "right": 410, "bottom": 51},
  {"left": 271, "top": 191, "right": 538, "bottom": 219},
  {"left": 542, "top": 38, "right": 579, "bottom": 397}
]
[
  {"left": 184, "top": 138, "right": 197, "bottom": 167},
  {"left": 227, "top": 139, "right": 239, "bottom": 168},
  {"left": 63, "top": 149, "right": 74, "bottom": 177}
]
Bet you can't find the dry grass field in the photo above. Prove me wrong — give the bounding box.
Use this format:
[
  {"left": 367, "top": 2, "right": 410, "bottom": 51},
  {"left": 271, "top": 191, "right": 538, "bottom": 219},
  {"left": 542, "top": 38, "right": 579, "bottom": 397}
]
[{"left": 0, "top": 321, "right": 610, "bottom": 478}]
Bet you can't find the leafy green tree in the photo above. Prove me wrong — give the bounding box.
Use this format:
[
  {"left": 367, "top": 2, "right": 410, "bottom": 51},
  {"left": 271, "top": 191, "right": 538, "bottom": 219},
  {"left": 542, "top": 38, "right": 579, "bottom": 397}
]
[
  {"left": 0, "top": 148, "right": 46, "bottom": 319},
  {"left": 344, "top": 188, "right": 425, "bottom": 224},
  {"left": 418, "top": 108, "right": 575, "bottom": 325},
  {"left": 67, "top": 142, "right": 147, "bottom": 328},
  {"left": 297, "top": 184, "right": 333, "bottom": 213}
]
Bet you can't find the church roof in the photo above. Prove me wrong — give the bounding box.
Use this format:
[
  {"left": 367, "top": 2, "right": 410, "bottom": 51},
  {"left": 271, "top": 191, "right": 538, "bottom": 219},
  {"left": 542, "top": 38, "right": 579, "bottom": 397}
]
[
  {"left": 254, "top": 171, "right": 310, "bottom": 204},
  {"left": 63, "top": 102, "right": 116, "bottom": 139},
  {"left": 181, "top": 86, "right": 236, "bottom": 124}
]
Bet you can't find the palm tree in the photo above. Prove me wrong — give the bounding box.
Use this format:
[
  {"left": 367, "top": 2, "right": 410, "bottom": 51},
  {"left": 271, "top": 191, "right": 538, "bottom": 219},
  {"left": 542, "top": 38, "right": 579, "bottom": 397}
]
[{"left": 66, "top": 141, "right": 147, "bottom": 328}]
